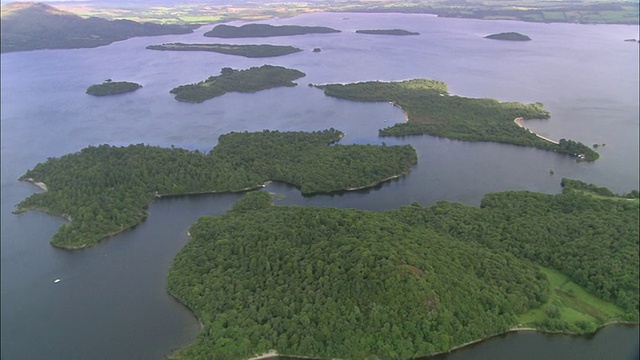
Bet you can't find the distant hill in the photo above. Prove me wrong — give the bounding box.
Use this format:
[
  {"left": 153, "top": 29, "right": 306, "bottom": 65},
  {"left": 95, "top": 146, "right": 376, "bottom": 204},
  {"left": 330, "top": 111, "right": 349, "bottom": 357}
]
[{"left": 0, "top": 2, "right": 193, "bottom": 53}]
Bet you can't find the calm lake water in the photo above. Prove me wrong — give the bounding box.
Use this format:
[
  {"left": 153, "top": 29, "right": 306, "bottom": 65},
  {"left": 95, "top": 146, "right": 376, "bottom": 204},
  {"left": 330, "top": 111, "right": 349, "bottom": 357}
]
[{"left": 1, "top": 12, "right": 638, "bottom": 360}]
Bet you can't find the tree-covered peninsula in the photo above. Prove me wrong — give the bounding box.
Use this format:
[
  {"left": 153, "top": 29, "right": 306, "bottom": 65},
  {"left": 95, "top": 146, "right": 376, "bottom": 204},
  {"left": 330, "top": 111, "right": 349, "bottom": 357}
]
[
  {"left": 0, "top": 2, "right": 192, "bottom": 53},
  {"left": 204, "top": 23, "right": 341, "bottom": 38},
  {"left": 146, "top": 43, "right": 302, "bottom": 58},
  {"left": 355, "top": 29, "right": 420, "bottom": 35},
  {"left": 315, "top": 79, "right": 598, "bottom": 161},
  {"left": 167, "top": 181, "right": 638, "bottom": 359},
  {"left": 485, "top": 32, "right": 532, "bottom": 41},
  {"left": 86, "top": 81, "right": 142, "bottom": 96},
  {"left": 14, "top": 129, "right": 417, "bottom": 248},
  {"left": 392, "top": 179, "right": 639, "bottom": 323},
  {"left": 170, "top": 65, "right": 306, "bottom": 103}
]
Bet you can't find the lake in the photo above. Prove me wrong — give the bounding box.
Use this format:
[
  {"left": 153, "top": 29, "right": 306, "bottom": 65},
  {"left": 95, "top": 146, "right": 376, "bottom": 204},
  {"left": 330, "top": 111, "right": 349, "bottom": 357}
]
[{"left": 1, "top": 12, "right": 638, "bottom": 360}]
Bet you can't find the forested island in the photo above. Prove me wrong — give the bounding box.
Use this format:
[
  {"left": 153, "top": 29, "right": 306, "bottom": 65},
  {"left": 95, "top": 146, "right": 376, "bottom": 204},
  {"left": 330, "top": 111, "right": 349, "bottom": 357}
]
[
  {"left": 355, "top": 29, "right": 420, "bottom": 35},
  {"left": 146, "top": 43, "right": 302, "bottom": 58},
  {"left": 170, "top": 65, "right": 306, "bottom": 103},
  {"left": 86, "top": 81, "right": 142, "bottom": 96},
  {"left": 0, "top": 2, "right": 192, "bottom": 53},
  {"left": 315, "top": 79, "right": 598, "bottom": 161},
  {"left": 14, "top": 129, "right": 417, "bottom": 248},
  {"left": 485, "top": 32, "right": 532, "bottom": 41},
  {"left": 204, "top": 24, "right": 341, "bottom": 38},
  {"left": 167, "top": 180, "right": 638, "bottom": 359}
]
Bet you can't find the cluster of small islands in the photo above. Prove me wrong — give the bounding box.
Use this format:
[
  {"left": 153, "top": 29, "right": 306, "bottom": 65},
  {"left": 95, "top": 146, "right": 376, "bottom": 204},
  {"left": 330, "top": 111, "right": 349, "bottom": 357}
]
[{"left": 5, "top": 3, "right": 638, "bottom": 360}]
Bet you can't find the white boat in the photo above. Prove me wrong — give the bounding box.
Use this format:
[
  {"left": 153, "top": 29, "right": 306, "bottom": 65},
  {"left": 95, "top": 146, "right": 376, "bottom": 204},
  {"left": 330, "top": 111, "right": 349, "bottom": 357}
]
[{"left": 54, "top": 278, "right": 61, "bottom": 283}]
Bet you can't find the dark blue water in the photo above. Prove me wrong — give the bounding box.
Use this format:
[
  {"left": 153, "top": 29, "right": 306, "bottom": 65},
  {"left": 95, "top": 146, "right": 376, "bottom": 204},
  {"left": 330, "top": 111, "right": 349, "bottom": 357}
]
[{"left": 1, "top": 12, "right": 638, "bottom": 360}]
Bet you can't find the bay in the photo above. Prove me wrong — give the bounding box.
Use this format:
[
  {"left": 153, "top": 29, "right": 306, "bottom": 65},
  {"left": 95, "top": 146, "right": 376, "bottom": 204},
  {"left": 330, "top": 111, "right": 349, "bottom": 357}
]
[{"left": 1, "top": 12, "right": 638, "bottom": 359}]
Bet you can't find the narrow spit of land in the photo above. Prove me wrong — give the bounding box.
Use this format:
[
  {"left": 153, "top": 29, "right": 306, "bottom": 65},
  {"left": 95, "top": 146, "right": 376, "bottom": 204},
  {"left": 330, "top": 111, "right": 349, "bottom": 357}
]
[
  {"left": 514, "top": 117, "right": 558, "bottom": 144},
  {"left": 314, "top": 79, "right": 599, "bottom": 161},
  {"left": 146, "top": 43, "right": 303, "bottom": 58},
  {"left": 14, "top": 129, "right": 417, "bottom": 248}
]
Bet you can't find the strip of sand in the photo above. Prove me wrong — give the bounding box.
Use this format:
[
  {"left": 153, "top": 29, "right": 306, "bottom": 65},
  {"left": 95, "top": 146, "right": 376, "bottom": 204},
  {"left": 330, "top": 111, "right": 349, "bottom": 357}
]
[
  {"left": 514, "top": 117, "right": 559, "bottom": 145},
  {"left": 26, "top": 178, "right": 48, "bottom": 191}
]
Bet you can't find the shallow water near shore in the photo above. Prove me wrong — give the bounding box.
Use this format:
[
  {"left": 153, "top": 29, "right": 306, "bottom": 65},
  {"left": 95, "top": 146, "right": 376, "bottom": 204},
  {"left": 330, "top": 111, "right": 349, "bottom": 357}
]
[{"left": 1, "top": 12, "right": 638, "bottom": 360}]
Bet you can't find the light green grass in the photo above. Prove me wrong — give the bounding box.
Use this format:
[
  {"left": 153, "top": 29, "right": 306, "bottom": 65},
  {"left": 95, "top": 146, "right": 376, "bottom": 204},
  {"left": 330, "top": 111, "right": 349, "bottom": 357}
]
[
  {"left": 178, "top": 15, "right": 223, "bottom": 22},
  {"left": 542, "top": 11, "right": 566, "bottom": 21},
  {"left": 522, "top": 13, "right": 544, "bottom": 21},
  {"left": 567, "top": 189, "right": 640, "bottom": 204},
  {"left": 518, "top": 266, "right": 625, "bottom": 330}
]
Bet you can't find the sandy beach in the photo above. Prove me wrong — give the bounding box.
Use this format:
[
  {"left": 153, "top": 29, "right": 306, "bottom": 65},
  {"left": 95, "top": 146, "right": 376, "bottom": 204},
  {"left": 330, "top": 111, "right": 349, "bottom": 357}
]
[
  {"left": 26, "top": 178, "right": 48, "bottom": 191},
  {"left": 514, "top": 117, "right": 560, "bottom": 145}
]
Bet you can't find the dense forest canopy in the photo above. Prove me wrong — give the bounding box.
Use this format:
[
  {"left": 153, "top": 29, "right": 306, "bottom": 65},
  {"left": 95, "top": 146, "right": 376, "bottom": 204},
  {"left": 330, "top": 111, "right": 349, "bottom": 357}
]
[
  {"left": 168, "top": 181, "right": 638, "bottom": 359},
  {"left": 168, "top": 191, "right": 550, "bottom": 359},
  {"left": 146, "top": 43, "right": 302, "bottom": 58},
  {"left": 204, "top": 23, "right": 341, "bottom": 38},
  {"left": 389, "top": 179, "right": 639, "bottom": 319},
  {"left": 170, "top": 65, "right": 306, "bottom": 103},
  {"left": 86, "top": 81, "right": 142, "bottom": 96},
  {"left": 316, "top": 79, "right": 599, "bottom": 161},
  {"left": 15, "top": 129, "right": 417, "bottom": 248},
  {"left": 0, "top": 2, "right": 192, "bottom": 53}
]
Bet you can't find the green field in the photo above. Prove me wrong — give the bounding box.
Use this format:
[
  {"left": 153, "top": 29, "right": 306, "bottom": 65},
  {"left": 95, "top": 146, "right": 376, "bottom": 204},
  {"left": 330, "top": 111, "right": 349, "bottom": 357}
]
[
  {"left": 518, "top": 266, "right": 626, "bottom": 333},
  {"left": 42, "top": 0, "right": 639, "bottom": 26}
]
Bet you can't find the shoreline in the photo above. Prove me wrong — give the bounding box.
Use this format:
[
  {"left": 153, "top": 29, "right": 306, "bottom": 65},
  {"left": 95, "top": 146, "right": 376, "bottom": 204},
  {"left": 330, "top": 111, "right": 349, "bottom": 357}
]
[
  {"left": 389, "top": 101, "right": 410, "bottom": 123},
  {"left": 25, "top": 177, "right": 48, "bottom": 191},
  {"left": 424, "top": 327, "right": 542, "bottom": 357},
  {"left": 344, "top": 170, "right": 410, "bottom": 191},
  {"left": 155, "top": 184, "right": 265, "bottom": 199},
  {"left": 165, "top": 320, "right": 638, "bottom": 360},
  {"left": 247, "top": 351, "right": 279, "bottom": 360},
  {"left": 514, "top": 117, "right": 559, "bottom": 145},
  {"left": 420, "top": 321, "right": 639, "bottom": 358},
  {"left": 15, "top": 167, "right": 414, "bottom": 248}
]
